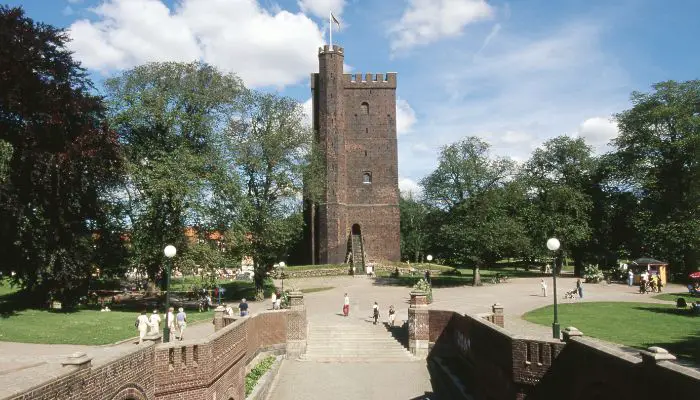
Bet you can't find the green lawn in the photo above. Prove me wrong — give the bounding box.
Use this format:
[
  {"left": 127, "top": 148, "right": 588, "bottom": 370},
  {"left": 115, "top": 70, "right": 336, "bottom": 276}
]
[
  {"left": 523, "top": 302, "right": 699, "bottom": 364},
  {"left": 0, "top": 309, "right": 214, "bottom": 345},
  {"left": 653, "top": 292, "right": 699, "bottom": 304},
  {"left": 0, "top": 279, "right": 19, "bottom": 296},
  {"left": 375, "top": 266, "right": 546, "bottom": 287}
]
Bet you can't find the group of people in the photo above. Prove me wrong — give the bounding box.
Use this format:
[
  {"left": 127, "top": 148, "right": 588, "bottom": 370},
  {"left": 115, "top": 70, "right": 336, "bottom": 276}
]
[
  {"left": 342, "top": 293, "right": 397, "bottom": 326},
  {"left": 632, "top": 270, "right": 664, "bottom": 293},
  {"left": 136, "top": 307, "right": 188, "bottom": 344}
]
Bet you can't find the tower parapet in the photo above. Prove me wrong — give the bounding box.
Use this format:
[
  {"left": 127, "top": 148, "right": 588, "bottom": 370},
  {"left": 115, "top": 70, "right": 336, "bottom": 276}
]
[
  {"left": 318, "top": 45, "right": 344, "bottom": 54},
  {"left": 343, "top": 73, "right": 397, "bottom": 89}
]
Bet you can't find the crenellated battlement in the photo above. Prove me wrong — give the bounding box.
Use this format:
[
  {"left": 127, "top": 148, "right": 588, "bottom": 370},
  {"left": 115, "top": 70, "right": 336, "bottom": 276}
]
[
  {"left": 318, "top": 44, "right": 344, "bottom": 54},
  {"left": 343, "top": 72, "right": 397, "bottom": 88}
]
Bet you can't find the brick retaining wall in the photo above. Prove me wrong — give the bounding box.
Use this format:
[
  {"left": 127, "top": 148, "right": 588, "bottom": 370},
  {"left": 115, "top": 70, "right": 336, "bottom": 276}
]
[{"left": 3, "top": 307, "right": 303, "bottom": 400}]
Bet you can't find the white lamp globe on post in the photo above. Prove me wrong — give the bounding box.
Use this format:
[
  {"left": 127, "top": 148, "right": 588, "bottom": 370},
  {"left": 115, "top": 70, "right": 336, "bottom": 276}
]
[
  {"left": 163, "top": 245, "right": 176, "bottom": 342},
  {"left": 546, "top": 237, "right": 561, "bottom": 339},
  {"left": 426, "top": 255, "right": 433, "bottom": 263}
]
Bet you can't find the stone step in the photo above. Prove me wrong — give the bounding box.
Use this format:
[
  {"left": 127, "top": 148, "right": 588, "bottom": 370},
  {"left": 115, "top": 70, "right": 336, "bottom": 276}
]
[
  {"left": 306, "top": 344, "right": 409, "bottom": 351},
  {"left": 299, "top": 357, "right": 417, "bottom": 363}
]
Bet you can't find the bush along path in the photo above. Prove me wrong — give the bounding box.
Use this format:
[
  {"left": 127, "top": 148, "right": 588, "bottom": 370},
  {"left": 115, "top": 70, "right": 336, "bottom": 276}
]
[{"left": 245, "top": 356, "right": 277, "bottom": 397}]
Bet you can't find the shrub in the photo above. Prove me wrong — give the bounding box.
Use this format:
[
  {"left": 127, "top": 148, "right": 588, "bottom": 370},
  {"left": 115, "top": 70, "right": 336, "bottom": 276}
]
[
  {"left": 245, "top": 356, "right": 276, "bottom": 396},
  {"left": 412, "top": 278, "right": 433, "bottom": 303},
  {"left": 583, "top": 265, "right": 604, "bottom": 283}
]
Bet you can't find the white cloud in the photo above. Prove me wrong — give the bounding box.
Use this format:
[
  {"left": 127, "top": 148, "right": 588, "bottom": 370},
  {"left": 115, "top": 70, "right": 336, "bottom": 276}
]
[
  {"left": 300, "top": 96, "right": 416, "bottom": 136},
  {"left": 302, "top": 97, "right": 313, "bottom": 127},
  {"left": 399, "top": 177, "right": 422, "bottom": 198},
  {"left": 67, "top": 0, "right": 324, "bottom": 88},
  {"left": 396, "top": 97, "right": 416, "bottom": 135},
  {"left": 298, "top": 0, "right": 346, "bottom": 19},
  {"left": 389, "top": 0, "right": 494, "bottom": 52},
  {"left": 397, "top": 19, "right": 632, "bottom": 181},
  {"left": 575, "top": 117, "right": 619, "bottom": 153}
]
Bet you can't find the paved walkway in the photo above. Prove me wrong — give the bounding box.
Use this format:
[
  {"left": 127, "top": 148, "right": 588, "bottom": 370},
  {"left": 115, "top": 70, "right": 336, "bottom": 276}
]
[
  {"left": 265, "top": 275, "right": 688, "bottom": 399},
  {"left": 0, "top": 274, "right": 688, "bottom": 396}
]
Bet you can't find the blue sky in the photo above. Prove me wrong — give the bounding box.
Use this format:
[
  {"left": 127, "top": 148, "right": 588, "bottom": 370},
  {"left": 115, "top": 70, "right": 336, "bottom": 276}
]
[{"left": 8, "top": 0, "right": 700, "bottom": 194}]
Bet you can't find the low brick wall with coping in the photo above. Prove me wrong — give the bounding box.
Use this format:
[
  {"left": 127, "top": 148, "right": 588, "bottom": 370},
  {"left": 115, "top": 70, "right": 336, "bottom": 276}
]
[
  {"left": 2, "top": 293, "right": 307, "bottom": 400},
  {"left": 410, "top": 289, "right": 700, "bottom": 400}
]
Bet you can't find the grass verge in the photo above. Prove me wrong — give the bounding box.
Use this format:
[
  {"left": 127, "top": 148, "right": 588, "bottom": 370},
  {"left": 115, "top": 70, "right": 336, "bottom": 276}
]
[
  {"left": 245, "top": 355, "right": 276, "bottom": 397},
  {"left": 523, "top": 302, "right": 699, "bottom": 364},
  {"left": 0, "top": 308, "right": 214, "bottom": 345}
]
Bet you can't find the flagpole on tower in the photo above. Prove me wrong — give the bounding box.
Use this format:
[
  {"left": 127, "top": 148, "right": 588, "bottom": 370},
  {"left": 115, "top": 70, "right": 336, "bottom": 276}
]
[{"left": 329, "top": 10, "right": 333, "bottom": 49}]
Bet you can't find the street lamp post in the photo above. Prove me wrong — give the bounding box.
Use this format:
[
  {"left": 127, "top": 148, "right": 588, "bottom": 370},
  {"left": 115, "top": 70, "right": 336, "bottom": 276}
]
[
  {"left": 278, "top": 262, "right": 286, "bottom": 293},
  {"left": 163, "top": 245, "right": 177, "bottom": 343},
  {"left": 547, "top": 238, "right": 561, "bottom": 339}
]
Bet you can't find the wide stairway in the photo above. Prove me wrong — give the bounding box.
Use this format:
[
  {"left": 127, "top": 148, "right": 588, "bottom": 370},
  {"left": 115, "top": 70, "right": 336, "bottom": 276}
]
[
  {"left": 350, "top": 233, "right": 365, "bottom": 274},
  {"left": 300, "top": 320, "right": 416, "bottom": 363}
]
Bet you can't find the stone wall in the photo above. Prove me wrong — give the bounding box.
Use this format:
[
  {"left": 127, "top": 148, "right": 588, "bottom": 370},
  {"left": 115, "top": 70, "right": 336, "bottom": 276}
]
[{"left": 3, "top": 301, "right": 305, "bottom": 400}]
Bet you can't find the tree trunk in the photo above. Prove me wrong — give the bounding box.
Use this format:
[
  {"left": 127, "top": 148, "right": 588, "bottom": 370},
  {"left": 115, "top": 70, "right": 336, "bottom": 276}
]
[{"left": 472, "top": 266, "right": 482, "bottom": 286}]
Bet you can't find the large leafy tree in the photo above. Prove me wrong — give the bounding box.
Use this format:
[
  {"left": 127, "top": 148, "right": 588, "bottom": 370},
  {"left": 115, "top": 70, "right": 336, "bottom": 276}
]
[
  {"left": 523, "top": 136, "right": 595, "bottom": 275},
  {"left": 421, "top": 137, "right": 524, "bottom": 284},
  {"left": 104, "top": 61, "right": 244, "bottom": 282},
  {"left": 399, "top": 193, "right": 430, "bottom": 262},
  {"left": 613, "top": 80, "right": 700, "bottom": 274},
  {"left": 0, "top": 6, "right": 122, "bottom": 304},
  {"left": 225, "top": 90, "right": 312, "bottom": 295}
]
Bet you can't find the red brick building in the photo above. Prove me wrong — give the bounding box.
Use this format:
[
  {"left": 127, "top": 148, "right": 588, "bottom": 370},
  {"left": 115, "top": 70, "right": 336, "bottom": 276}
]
[{"left": 304, "top": 44, "right": 401, "bottom": 267}]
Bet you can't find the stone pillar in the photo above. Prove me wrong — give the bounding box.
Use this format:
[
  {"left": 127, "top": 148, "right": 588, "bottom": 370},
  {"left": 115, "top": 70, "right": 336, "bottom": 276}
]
[
  {"left": 214, "top": 306, "right": 226, "bottom": 332},
  {"left": 286, "top": 291, "right": 307, "bottom": 358},
  {"left": 562, "top": 326, "right": 583, "bottom": 342},
  {"left": 61, "top": 352, "right": 92, "bottom": 370},
  {"left": 408, "top": 291, "right": 429, "bottom": 358},
  {"left": 640, "top": 346, "right": 676, "bottom": 365},
  {"left": 491, "top": 303, "right": 504, "bottom": 328}
]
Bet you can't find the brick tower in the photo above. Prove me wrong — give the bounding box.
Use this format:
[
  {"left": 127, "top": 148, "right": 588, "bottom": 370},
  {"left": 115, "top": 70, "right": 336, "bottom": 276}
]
[{"left": 305, "top": 44, "right": 401, "bottom": 268}]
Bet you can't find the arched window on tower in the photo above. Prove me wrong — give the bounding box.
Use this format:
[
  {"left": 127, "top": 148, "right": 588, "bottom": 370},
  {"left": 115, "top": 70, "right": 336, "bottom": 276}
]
[
  {"left": 363, "top": 172, "right": 372, "bottom": 184},
  {"left": 360, "top": 102, "right": 369, "bottom": 115}
]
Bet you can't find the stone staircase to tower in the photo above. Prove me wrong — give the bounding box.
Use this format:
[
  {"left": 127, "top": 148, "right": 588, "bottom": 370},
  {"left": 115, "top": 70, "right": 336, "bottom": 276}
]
[
  {"left": 299, "top": 320, "right": 417, "bottom": 363},
  {"left": 350, "top": 233, "right": 365, "bottom": 274}
]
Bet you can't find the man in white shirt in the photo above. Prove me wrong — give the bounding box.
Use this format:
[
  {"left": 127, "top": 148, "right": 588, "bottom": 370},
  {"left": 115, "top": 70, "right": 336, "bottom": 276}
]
[
  {"left": 165, "top": 307, "right": 175, "bottom": 341},
  {"left": 149, "top": 310, "right": 161, "bottom": 335},
  {"left": 540, "top": 279, "right": 548, "bottom": 297},
  {"left": 176, "top": 307, "right": 187, "bottom": 340}
]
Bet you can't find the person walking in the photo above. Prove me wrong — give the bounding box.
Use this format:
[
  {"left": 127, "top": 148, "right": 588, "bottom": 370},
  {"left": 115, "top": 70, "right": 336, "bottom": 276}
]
[
  {"left": 148, "top": 309, "right": 161, "bottom": 335},
  {"left": 576, "top": 279, "right": 583, "bottom": 299},
  {"left": 343, "top": 293, "right": 350, "bottom": 317},
  {"left": 165, "top": 307, "right": 175, "bottom": 342},
  {"left": 271, "top": 291, "right": 277, "bottom": 310},
  {"left": 656, "top": 273, "right": 664, "bottom": 293},
  {"left": 372, "top": 302, "right": 380, "bottom": 325},
  {"left": 540, "top": 279, "right": 547, "bottom": 297},
  {"left": 388, "top": 305, "right": 396, "bottom": 327},
  {"left": 275, "top": 292, "right": 281, "bottom": 310},
  {"left": 239, "top": 298, "right": 249, "bottom": 317},
  {"left": 176, "top": 307, "right": 187, "bottom": 340},
  {"left": 136, "top": 310, "right": 149, "bottom": 344},
  {"left": 627, "top": 270, "right": 634, "bottom": 286}
]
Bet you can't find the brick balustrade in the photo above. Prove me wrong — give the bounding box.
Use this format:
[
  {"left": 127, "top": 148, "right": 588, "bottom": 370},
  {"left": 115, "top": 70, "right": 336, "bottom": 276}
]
[{"left": 3, "top": 294, "right": 307, "bottom": 400}]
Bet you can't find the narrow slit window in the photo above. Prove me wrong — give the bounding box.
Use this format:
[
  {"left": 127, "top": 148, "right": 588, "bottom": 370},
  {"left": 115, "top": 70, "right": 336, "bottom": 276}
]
[{"left": 363, "top": 172, "right": 372, "bottom": 184}]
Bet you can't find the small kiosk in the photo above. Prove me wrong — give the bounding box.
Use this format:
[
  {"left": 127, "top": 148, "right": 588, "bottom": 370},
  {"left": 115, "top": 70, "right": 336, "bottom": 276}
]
[{"left": 631, "top": 258, "right": 669, "bottom": 285}]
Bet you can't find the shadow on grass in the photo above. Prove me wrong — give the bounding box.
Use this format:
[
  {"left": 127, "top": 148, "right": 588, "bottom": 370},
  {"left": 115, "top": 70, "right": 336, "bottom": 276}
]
[
  {"left": 638, "top": 330, "right": 700, "bottom": 366},
  {"left": 632, "top": 305, "right": 700, "bottom": 318},
  {"left": 0, "top": 279, "right": 276, "bottom": 318}
]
